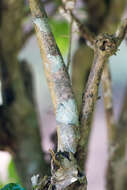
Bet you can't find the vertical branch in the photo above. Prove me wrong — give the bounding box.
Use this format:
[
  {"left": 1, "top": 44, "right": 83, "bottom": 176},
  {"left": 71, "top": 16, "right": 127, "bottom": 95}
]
[
  {"left": 70, "top": 16, "right": 127, "bottom": 171},
  {"left": 71, "top": 0, "right": 126, "bottom": 172},
  {"left": 29, "top": 0, "right": 87, "bottom": 189},
  {"left": 102, "top": 63, "right": 116, "bottom": 146},
  {"left": 77, "top": 34, "right": 117, "bottom": 169},
  {"left": 105, "top": 89, "right": 127, "bottom": 190},
  {"left": 101, "top": 64, "right": 116, "bottom": 190},
  {"left": 29, "top": 0, "right": 79, "bottom": 154},
  {"left": 104, "top": 19, "right": 127, "bottom": 190},
  {"left": 28, "top": 0, "right": 127, "bottom": 188}
]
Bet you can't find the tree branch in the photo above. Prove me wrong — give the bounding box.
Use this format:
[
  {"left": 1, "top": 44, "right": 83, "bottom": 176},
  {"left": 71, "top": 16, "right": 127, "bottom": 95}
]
[
  {"left": 29, "top": 0, "right": 86, "bottom": 189},
  {"left": 105, "top": 88, "right": 127, "bottom": 190},
  {"left": 76, "top": 33, "right": 117, "bottom": 168},
  {"left": 59, "top": 3, "right": 95, "bottom": 47},
  {"left": 115, "top": 19, "right": 127, "bottom": 46},
  {"left": 29, "top": 0, "right": 79, "bottom": 155},
  {"left": 77, "top": 18, "right": 127, "bottom": 169},
  {"left": 29, "top": 0, "right": 127, "bottom": 187},
  {"left": 101, "top": 18, "right": 127, "bottom": 190},
  {"left": 70, "top": 12, "right": 95, "bottom": 47},
  {"left": 102, "top": 63, "right": 116, "bottom": 146},
  {"left": 101, "top": 18, "right": 127, "bottom": 148}
]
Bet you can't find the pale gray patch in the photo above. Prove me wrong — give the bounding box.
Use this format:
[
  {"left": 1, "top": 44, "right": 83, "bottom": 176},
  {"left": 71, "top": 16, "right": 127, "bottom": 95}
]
[
  {"left": 56, "top": 99, "right": 79, "bottom": 126},
  {"left": 31, "top": 174, "right": 40, "bottom": 187},
  {"left": 47, "top": 54, "right": 64, "bottom": 73},
  {"left": 33, "top": 17, "right": 50, "bottom": 33},
  {"left": 58, "top": 123, "right": 77, "bottom": 153}
]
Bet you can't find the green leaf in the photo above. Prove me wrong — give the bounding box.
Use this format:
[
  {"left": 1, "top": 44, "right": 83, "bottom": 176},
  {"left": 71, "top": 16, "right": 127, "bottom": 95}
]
[
  {"left": 49, "top": 19, "right": 69, "bottom": 55},
  {"left": 1, "top": 183, "right": 26, "bottom": 190},
  {"left": 8, "top": 160, "right": 20, "bottom": 183}
]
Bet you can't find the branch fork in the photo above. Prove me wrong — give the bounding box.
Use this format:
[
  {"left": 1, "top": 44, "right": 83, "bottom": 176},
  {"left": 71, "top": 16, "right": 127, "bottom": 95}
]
[
  {"left": 29, "top": 0, "right": 87, "bottom": 189},
  {"left": 29, "top": 0, "right": 127, "bottom": 188}
]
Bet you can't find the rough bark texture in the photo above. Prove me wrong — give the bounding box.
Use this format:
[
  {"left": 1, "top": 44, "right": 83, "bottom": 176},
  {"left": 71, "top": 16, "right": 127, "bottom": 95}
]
[
  {"left": 72, "top": 0, "right": 126, "bottom": 176},
  {"left": 29, "top": 0, "right": 79, "bottom": 155},
  {"left": 29, "top": 0, "right": 87, "bottom": 189},
  {"left": 29, "top": 1, "right": 127, "bottom": 189},
  {"left": 1, "top": 0, "right": 127, "bottom": 190},
  {"left": 0, "top": 1, "right": 50, "bottom": 189},
  {"left": 72, "top": 0, "right": 110, "bottom": 169},
  {"left": 71, "top": 3, "right": 127, "bottom": 185},
  {"left": 76, "top": 33, "right": 117, "bottom": 169},
  {"left": 101, "top": 2, "right": 127, "bottom": 188}
]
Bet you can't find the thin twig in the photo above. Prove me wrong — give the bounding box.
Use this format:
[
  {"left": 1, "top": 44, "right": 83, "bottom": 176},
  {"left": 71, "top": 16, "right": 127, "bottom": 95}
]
[
  {"left": 70, "top": 12, "right": 95, "bottom": 47},
  {"left": 115, "top": 18, "right": 127, "bottom": 46},
  {"left": 59, "top": 2, "right": 95, "bottom": 47}
]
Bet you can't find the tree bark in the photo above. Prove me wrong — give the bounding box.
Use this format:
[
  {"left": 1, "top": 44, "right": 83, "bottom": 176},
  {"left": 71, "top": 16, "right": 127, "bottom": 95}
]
[{"left": 29, "top": 0, "right": 87, "bottom": 189}]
